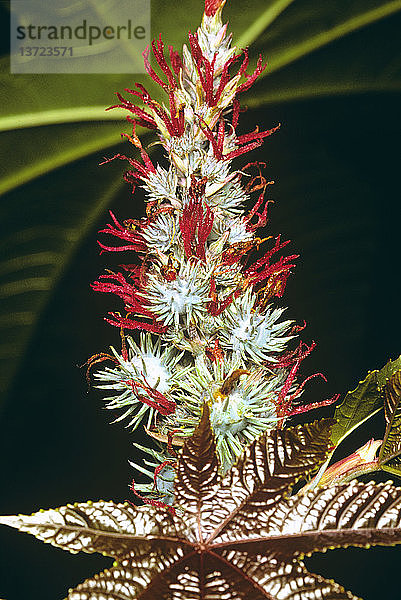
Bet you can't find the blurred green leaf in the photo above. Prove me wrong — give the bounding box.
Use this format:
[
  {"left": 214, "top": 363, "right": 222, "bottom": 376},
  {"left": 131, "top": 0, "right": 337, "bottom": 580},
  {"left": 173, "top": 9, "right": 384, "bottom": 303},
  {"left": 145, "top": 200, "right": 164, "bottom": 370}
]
[
  {"left": 241, "top": 0, "right": 401, "bottom": 104},
  {"left": 0, "top": 0, "right": 400, "bottom": 406},
  {"left": 0, "top": 122, "right": 123, "bottom": 195},
  {"left": 0, "top": 158, "right": 123, "bottom": 398}
]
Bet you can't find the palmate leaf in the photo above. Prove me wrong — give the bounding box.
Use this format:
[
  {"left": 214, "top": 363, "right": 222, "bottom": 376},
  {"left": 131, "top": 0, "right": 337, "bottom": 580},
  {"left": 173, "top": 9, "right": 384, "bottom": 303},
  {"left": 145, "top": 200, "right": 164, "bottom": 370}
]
[
  {"left": 2, "top": 408, "right": 401, "bottom": 600},
  {"left": 1, "top": 0, "right": 401, "bottom": 406},
  {"left": 0, "top": 501, "right": 184, "bottom": 557},
  {"left": 379, "top": 371, "right": 401, "bottom": 476}
]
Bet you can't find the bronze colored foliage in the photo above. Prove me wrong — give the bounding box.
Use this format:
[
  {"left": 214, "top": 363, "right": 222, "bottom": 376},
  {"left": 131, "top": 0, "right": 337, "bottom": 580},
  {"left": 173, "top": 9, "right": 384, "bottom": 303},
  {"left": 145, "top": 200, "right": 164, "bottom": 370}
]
[
  {"left": 2, "top": 407, "right": 401, "bottom": 599},
  {"left": 379, "top": 370, "right": 401, "bottom": 476}
]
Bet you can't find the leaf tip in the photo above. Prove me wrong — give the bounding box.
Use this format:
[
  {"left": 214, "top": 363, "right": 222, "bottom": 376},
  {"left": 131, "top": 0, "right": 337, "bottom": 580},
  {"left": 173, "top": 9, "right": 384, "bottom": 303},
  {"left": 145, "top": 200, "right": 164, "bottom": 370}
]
[
  {"left": 183, "top": 402, "right": 212, "bottom": 448},
  {"left": 0, "top": 515, "right": 21, "bottom": 529}
]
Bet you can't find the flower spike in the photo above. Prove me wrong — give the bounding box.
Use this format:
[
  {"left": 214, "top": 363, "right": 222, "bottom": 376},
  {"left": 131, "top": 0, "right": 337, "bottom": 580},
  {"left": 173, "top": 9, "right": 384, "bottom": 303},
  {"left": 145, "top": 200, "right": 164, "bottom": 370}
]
[{"left": 90, "top": 0, "right": 337, "bottom": 490}]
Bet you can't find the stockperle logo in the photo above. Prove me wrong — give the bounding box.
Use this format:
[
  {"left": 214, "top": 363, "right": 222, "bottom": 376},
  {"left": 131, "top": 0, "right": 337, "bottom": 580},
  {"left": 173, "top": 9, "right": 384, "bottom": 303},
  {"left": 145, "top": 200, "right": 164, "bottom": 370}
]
[{"left": 10, "top": 0, "right": 150, "bottom": 74}]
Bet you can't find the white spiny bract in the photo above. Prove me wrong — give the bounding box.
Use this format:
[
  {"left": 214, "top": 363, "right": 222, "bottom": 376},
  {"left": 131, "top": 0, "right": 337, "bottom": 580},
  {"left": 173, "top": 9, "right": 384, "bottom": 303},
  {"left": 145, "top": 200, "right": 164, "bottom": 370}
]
[
  {"left": 160, "top": 355, "right": 288, "bottom": 472},
  {"left": 142, "top": 213, "right": 181, "bottom": 254},
  {"left": 217, "top": 289, "right": 295, "bottom": 364},
  {"left": 129, "top": 443, "right": 176, "bottom": 505},
  {"left": 146, "top": 260, "right": 211, "bottom": 328},
  {"left": 167, "top": 130, "right": 207, "bottom": 176},
  {"left": 207, "top": 173, "right": 248, "bottom": 219},
  {"left": 91, "top": 1, "right": 322, "bottom": 503},
  {"left": 94, "top": 334, "right": 186, "bottom": 430},
  {"left": 141, "top": 165, "right": 179, "bottom": 206},
  {"left": 201, "top": 156, "right": 231, "bottom": 182},
  {"left": 225, "top": 217, "right": 254, "bottom": 244}
]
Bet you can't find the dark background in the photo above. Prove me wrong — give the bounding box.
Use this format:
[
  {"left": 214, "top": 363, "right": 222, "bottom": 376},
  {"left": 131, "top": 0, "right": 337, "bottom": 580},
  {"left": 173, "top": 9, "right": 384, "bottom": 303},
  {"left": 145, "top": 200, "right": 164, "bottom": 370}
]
[{"left": 0, "top": 1, "right": 400, "bottom": 599}]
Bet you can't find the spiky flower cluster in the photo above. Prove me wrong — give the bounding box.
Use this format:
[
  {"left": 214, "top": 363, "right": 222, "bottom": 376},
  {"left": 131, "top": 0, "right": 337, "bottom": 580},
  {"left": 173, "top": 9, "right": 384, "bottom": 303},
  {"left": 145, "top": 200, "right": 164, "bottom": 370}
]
[{"left": 88, "top": 0, "right": 337, "bottom": 505}]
